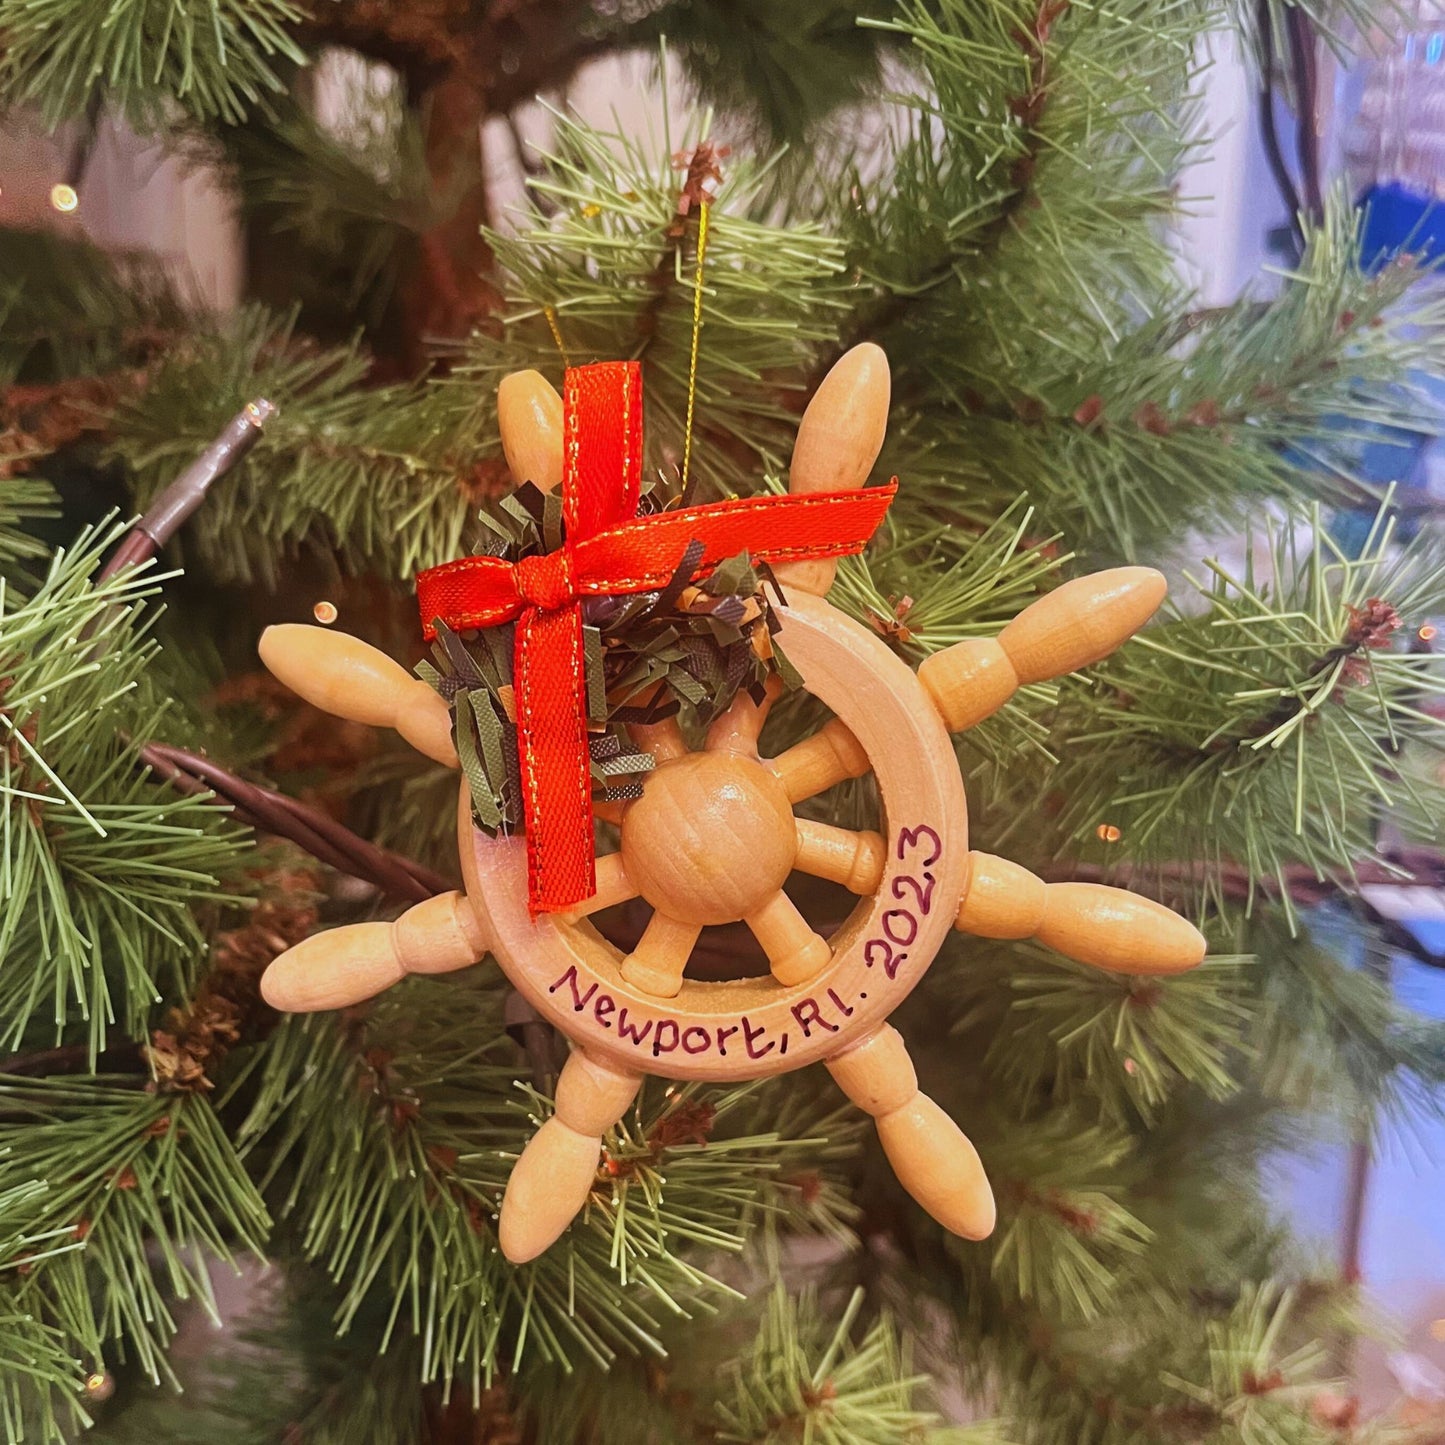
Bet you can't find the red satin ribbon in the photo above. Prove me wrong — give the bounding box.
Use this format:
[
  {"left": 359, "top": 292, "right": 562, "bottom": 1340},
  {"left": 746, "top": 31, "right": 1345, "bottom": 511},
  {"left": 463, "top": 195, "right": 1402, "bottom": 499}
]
[{"left": 417, "top": 361, "right": 896, "bottom": 915}]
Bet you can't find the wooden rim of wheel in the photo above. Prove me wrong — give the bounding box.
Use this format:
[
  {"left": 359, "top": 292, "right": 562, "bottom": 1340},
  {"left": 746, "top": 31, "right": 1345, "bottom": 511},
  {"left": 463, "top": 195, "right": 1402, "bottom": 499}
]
[{"left": 461, "top": 589, "right": 969, "bottom": 1082}]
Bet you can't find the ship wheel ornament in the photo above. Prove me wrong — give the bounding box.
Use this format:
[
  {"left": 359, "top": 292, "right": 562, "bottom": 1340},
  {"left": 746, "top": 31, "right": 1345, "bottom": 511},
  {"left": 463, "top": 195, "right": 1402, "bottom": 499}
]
[{"left": 258, "top": 345, "right": 1206, "bottom": 1264}]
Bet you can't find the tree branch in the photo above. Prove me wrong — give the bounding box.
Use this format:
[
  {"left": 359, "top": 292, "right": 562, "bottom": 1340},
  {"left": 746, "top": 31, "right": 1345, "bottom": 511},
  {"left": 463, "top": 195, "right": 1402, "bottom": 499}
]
[
  {"left": 813, "top": 0, "right": 1068, "bottom": 394},
  {"left": 94, "top": 406, "right": 457, "bottom": 906}
]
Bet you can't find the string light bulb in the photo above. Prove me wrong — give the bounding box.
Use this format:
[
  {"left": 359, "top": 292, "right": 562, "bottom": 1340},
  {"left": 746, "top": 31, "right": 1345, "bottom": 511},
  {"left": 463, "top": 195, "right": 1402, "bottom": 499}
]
[
  {"left": 1419, "top": 624, "right": 1437, "bottom": 642},
  {"left": 1095, "top": 823, "right": 1122, "bottom": 843},
  {"left": 83, "top": 1370, "right": 114, "bottom": 1402},
  {"left": 312, "top": 601, "right": 338, "bottom": 625},
  {"left": 49, "top": 183, "right": 78, "bottom": 213}
]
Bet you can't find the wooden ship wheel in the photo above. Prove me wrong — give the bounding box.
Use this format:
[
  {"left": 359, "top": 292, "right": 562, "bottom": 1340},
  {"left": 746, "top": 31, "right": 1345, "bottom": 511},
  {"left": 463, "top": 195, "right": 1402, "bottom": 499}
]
[{"left": 257, "top": 345, "right": 1207, "bottom": 1264}]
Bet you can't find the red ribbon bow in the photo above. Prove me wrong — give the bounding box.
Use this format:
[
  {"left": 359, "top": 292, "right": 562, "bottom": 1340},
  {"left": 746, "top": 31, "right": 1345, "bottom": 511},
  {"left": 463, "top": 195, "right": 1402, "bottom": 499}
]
[{"left": 417, "top": 361, "right": 895, "bottom": 915}]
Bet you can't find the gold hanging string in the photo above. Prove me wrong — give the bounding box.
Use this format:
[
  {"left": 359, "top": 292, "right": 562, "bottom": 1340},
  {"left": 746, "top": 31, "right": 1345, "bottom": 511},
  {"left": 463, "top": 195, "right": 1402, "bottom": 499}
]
[
  {"left": 680, "top": 198, "right": 711, "bottom": 495},
  {"left": 543, "top": 304, "right": 571, "bottom": 369}
]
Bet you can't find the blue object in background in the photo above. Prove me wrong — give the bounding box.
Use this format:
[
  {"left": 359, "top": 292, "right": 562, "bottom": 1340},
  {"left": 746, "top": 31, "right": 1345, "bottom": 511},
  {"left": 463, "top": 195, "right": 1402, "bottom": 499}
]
[
  {"left": 1309, "top": 186, "right": 1445, "bottom": 556},
  {"left": 1395, "top": 915, "right": 1445, "bottom": 959},
  {"left": 1359, "top": 181, "right": 1445, "bottom": 271}
]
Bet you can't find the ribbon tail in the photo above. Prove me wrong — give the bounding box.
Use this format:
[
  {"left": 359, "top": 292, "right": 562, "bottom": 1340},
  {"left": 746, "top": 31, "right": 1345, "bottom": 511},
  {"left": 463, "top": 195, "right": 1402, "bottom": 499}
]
[{"left": 515, "top": 604, "right": 598, "bottom": 914}]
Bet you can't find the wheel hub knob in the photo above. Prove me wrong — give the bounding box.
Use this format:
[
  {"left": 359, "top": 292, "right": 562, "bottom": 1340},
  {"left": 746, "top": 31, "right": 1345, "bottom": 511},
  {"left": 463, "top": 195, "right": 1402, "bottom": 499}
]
[{"left": 619, "top": 752, "right": 796, "bottom": 926}]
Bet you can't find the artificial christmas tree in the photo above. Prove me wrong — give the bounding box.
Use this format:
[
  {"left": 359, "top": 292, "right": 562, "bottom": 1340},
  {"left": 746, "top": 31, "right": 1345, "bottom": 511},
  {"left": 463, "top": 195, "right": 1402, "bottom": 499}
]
[{"left": 1, "top": 1, "right": 1444, "bottom": 1442}]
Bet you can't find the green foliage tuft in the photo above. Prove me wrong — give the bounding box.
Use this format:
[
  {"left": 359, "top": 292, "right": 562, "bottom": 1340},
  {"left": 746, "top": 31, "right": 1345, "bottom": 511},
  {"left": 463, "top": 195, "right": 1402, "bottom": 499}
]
[
  {"left": 0, "top": 0, "right": 307, "bottom": 126},
  {"left": 0, "top": 1078, "right": 268, "bottom": 1398},
  {"left": 0, "top": 522, "right": 244, "bottom": 1060},
  {"left": 1049, "top": 501, "right": 1445, "bottom": 917},
  {"left": 468, "top": 106, "right": 847, "bottom": 495},
  {"left": 713, "top": 1285, "right": 950, "bottom": 1444},
  {"left": 0, "top": 472, "right": 57, "bottom": 572},
  {"left": 234, "top": 973, "right": 861, "bottom": 1392}
]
